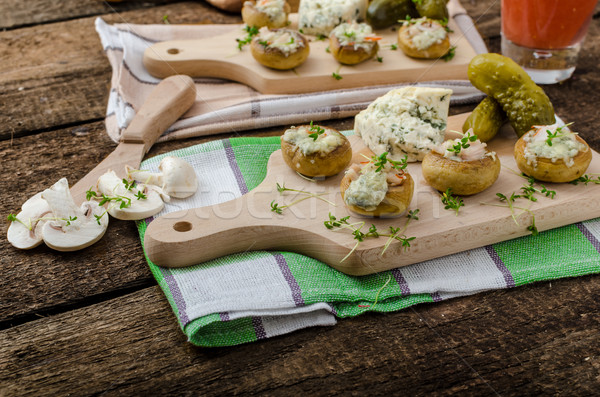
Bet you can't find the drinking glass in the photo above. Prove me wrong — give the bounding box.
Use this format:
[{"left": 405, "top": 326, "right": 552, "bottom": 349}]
[{"left": 501, "top": 0, "right": 598, "bottom": 84}]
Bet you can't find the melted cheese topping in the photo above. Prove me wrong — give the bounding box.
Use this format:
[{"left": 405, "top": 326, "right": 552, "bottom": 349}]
[
  {"left": 344, "top": 164, "right": 388, "bottom": 210},
  {"left": 523, "top": 125, "right": 587, "bottom": 167},
  {"left": 256, "top": 27, "right": 304, "bottom": 56},
  {"left": 405, "top": 18, "right": 447, "bottom": 50},
  {"left": 354, "top": 86, "right": 452, "bottom": 162},
  {"left": 330, "top": 21, "right": 377, "bottom": 51},
  {"left": 298, "top": 0, "right": 368, "bottom": 36},
  {"left": 282, "top": 125, "right": 344, "bottom": 155},
  {"left": 254, "top": 0, "right": 287, "bottom": 26}
]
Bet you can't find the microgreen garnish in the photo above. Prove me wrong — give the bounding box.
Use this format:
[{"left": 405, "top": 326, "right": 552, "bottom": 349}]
[
  {"left": 122, "top": 178, "right": 135, "bottom": 191},
  {"left": 287, "top": 36, "right": 295, "bottom": 45},
  {"left": 343, "top": 31, "right": 356, "bottom": 40},
  {"left": 570, "top": 174, "right": 600, "bottom": 185},
  {"left": 325, "top": 46, "right": 331, "bottom": 53},
  {"left": 447, "top": 132, "right": 477, "bottom": 154},
  {"left": 65, "top": 216, "right": 77, "bottom": 226},
  {"left": 375, "top": 55, "right": 383, "bottom": 63},
  {"left": 258, "top": 40, "right": 269, "bottom": 47},
  {"left": 86, "top": 187, "right": 98, "bottom": 201},
  {"left": 94, "top": 212, "right": 107, "bottom": 226},
  {"left": 162, "top": 15, "right": 170, "bottom": 25},
  {"left": 7, "top": 213, "right": 30, "bottom": 230},
  {"left": 135, "top": 191, "right": 147, "bottom": 200},
  {"left": 324, "top": 212, "right": 418, "bottom": 262},
  {"left": 371, "top": 152, "right": 408, "bottom": 172},
  {"left": 482, "top": 192, "right": 538, "bottom": 235},
  {"left": 316, "top": 34, "right": 327, "bottom": 41},
  {"left": 441, "top": 46, "right": 457, "bottom": 62},
  {"left": 440, "top": 18, "right": 454, "bottom": 33},
  {"left": 236, "top": 25, "right": 259, "bottom": 50},
  {"left": 332, "top": 71, "right": 342, "bottom": 80},
  {"left": 544, "top": 124, "right": 573, "bottom": 146},
  {"left": 441, "top": 188, "right": 464, "bottom": 215},
  {"left": 389, "top": 44, "right": 398, "bottom": 51},
  {"left": 308, "top": 121, "right": 325, "bottom": 140},
  {"left": 270, "top": 183, "right": 335, "bottom": 214}
]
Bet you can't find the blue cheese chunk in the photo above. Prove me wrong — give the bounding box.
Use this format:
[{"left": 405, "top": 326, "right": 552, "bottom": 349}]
[
  {"left": 523, "top": 125, "right": 587, "bottom": 168},
  {"left": 344, "top": 165, "right": 388, "bottom": 211},
  {"left": 354, "top": 87, "right": 452, "bottom": 162},
  {"left": 298, "top": 0, "right": 368, "bottom": 36}
]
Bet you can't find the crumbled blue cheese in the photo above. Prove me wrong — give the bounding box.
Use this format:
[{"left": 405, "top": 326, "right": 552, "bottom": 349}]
[
  {"left": 298, "top": 0, "right": 368, "bottom": 36},
  {"left": 330, "top": 21, "right": 376, "bottom": 51},
  {"left": 354, "top": 87, "right": 452, "bottom": 162},
  {"left": 283, "top": 125, "right": 344, "bottom": 155},
  {"left": 404, "top": 18, "right": 447, "bottom": 50},
  {"left": 523, "top": 125, "right": 587, "bottom": 168},
  {"left": 256, "top": 27, "right": 304, "bottom": 56},
  {"left": 254, "top": 0, "right": 287, "bottom": 27},
  {"left": 344, "top": 165, "right": 388, "bottom": 210}
]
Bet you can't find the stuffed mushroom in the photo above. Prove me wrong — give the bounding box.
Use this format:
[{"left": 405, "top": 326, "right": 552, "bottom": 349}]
[
  {"left": 242, "top": 0, "right": 290, "bottom": 29},
  {"left": 250, "top": 27, "right": 309, "bottom": 70},
  {"left": 421, "top": 131, "right": 501, "bottom": 195},
  {"left": 329, "top": 21, "right": 380, "bottom": 65},
  {"left": 281, "top": 123, "right": 352, "bottom": 177},
  {"left": 514, "top": 124, "right": 592, "bottom": 183},
  {"left": 398, "top": 17, "right": 450, "bottom": 59},
  {"left": 340, "top": 152, "right": 414, "bottom": 217}
]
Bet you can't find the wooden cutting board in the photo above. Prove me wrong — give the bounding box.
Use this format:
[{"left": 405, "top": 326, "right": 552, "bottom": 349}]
[
  {"left": 143, "top": 113, "right": 600, "bottom": 275},
  {"left": 143, "top": 16, "right": 477, "bottom": 94}
]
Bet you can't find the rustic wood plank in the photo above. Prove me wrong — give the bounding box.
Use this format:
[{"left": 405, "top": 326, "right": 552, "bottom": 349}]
[
  {"left": 0, "top": 0, "right": 235, "bottom": 29},
  {"left": 1, "top": 275, "right": 599, "bottom": 395},
  {"left": 0, "top": 2, "right": 241, "bottom": 141}
]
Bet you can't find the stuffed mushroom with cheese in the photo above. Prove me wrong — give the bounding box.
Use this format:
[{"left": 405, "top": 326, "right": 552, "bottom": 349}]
[
  {"left": 329, "top": 21, "right": 380, "bottom": 65},
  {"left": 242, "top": 0, "right": 290, "bottom": 29},
  {"left": 340, "top": 152, "right": 414, "bottom": 217},
  {"left": 281, "top": 123, "right": 352, "bottom": 177},
  {"left": 250, "top": 27, "right": 310, "bottom": 70},
  {"left": 398, "top": 17, "right": 450, "bottom": 59},
  {"left": 422, "top": 131, "right": 501, "bottom": 195},
  {"left": 514, "top": 124, "right": 592, "bottom": 183}
]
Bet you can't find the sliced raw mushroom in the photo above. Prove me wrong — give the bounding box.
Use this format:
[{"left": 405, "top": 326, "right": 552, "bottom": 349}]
[
  {"left": 41, "top": 178, "right": 109, "bottom": 252},
  {"left": 7, "top": 192, "right": 52, "bottom": 249},
  {"left": 96, "top": 170, "right": 164, "bottom": 220},
  {"left": 126, "top": 156, "right": 198, "bottom": 199}
]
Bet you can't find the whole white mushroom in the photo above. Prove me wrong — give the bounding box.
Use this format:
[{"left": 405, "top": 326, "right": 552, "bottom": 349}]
[{"left": 126, "top": 156, "right": 198, "bottom": 199}]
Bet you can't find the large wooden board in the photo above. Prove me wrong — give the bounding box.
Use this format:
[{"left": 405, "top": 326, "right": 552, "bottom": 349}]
[
  {"left": 143, "top": 113, "right": 600, "bottom": 275},
  {"left": 143, "top": 15, "right": 477, "bottom": 94}
]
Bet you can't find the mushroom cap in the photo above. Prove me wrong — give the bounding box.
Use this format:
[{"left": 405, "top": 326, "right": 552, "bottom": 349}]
[
  {"left": 40, "top": 178, "right": 109, "bottom": 252},
  {"left": 7, "top": 192, "right": 52, "bottom": 250},
  {"left": 97, "top": 170, "right": 165, "bottom": 220},
  {"left": 158, "top": 156, "right": 198, "bottom": 199}
]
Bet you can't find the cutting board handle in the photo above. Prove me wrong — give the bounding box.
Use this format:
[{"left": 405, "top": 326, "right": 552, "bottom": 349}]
[{"left": 120, "top": 75, "right": 197, "bottom": 153}]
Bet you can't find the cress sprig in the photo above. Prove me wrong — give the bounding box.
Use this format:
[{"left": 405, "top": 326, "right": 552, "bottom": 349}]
[
  {"left": 371, "top": 152, "right": 408, "bottom": 172},
  {"left": 236, "top": 25, "right": 259, "bottom": 50},
  {"left": 307, "top": 121, "right": 325, "bottom": 141},
  {"left": 447, "top": 132, "right": 477, "bottom": 155},
  {"left": 544, "top": 123, "right": 572, "bottom": 146},
  {"left": 324, "top": 210, "right": 419, "bottom": 262},
  {"left": 7, "top": 214, "right": 77, "bottom": 229},
  {"left": 441, "top": 188, "right": 464, "bottom": 215},
  {"left": 270, "top": 182, "right": 335, "bottom": 214}
]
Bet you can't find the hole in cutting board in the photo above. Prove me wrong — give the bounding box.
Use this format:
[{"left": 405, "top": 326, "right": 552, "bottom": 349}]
[
  {"left": 173, "top": 221, "right": 192, "bottom": 232},
  {"left": 167, "top": 48, "right": 180, "bottom": 55}
]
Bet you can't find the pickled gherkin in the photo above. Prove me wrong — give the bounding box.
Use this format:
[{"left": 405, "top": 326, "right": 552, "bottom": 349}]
[
  {"left": 468, "top": 53, "right": 555, "bottom": 137},
  {"left": 463, "top": 96, "right": 506, "bottom": 142},
  {"left": 413, "top": 0, "right": 449, "bottom": 20},
  {"left": 367, "top": 0, "right": 419, "bottom": 29}
]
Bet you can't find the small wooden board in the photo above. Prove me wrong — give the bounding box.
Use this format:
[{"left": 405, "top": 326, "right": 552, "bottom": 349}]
[
  {"left": 143, "top": 16, "right": 477, "bottom": 94},
  {"left": 144, "top": 114, "right": 600, "bottom": 275}
]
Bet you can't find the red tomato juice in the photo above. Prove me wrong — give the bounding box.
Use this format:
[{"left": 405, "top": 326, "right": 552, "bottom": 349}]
[{"left": 502, "top": 0, "right": 598, "bottom": 49}]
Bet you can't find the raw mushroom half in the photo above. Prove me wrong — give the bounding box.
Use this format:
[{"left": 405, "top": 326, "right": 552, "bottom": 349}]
[
  {"left": 7, "top": 192, "right": 52, "bottom": 249},
  {"left": 126, "top": 156, "right": 198, "bottom": 199},
  {"left": 41, "top": 178, "right": 109, "bottom": 251},
  {"left": 96, "top": 170, "right": 164, "bottom": 220}
]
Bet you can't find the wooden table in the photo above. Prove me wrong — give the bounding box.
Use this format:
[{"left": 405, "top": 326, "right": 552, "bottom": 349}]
[{"left": 1, "top": 1, "right": 600, "bottom": 395}]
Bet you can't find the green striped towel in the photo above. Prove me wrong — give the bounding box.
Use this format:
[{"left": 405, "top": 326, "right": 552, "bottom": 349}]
[{"left": 137, "top": 136, "right": 600, "bottom": 347}]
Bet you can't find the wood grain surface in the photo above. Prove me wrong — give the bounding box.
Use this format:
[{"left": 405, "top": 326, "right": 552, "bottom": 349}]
[
  {"left": 144, "top": 15, "right": 476, "bottom": 93},
  {"left": 2, "top": 1, "right": 600, "bottom": 395},
  {"left": 145, "top": 114, "right": 600, "bottom": 274}
]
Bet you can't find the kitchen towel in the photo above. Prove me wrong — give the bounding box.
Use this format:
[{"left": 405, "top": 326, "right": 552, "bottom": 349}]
[
  {"left": 136, "top": 136, "right": 600, "bottom": 347},
  {"left": 94, "top": 0, "right": 487, "bottom": 143}
]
